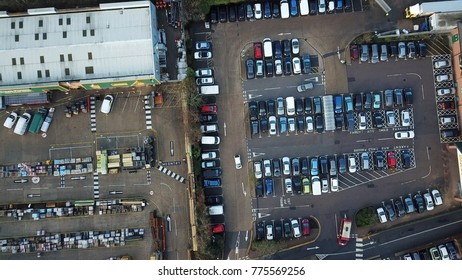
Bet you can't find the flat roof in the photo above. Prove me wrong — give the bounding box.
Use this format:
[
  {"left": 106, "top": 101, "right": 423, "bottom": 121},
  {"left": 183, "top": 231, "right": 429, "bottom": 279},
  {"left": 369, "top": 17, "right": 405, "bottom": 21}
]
[{"left": 0, "top": 1, "right": 157, "bottom": 87}]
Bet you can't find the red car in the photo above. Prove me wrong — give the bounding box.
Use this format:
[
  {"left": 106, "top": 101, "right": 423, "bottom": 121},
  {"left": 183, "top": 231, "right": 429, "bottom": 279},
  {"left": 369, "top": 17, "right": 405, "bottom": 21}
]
[
  {"left": 387, "top": 151, "right": 396, "bottom": 169},
  {"left": 201, "top": 105, "right": 217, "bottom": 113},
  {"left": 350, "top": 44, "right": 359, "bottom": 60},
  {"left": 441, "top": 101, "right": 455, "bottom": 110},
  {"left": 254, "top": 42, "right": 263, "bottom": 60},
  {"left": 301, "top": 218, "right": 310, "bottom": 236},
  {"left": 209, "top": 224, "right": 225, "bottom": 234}
]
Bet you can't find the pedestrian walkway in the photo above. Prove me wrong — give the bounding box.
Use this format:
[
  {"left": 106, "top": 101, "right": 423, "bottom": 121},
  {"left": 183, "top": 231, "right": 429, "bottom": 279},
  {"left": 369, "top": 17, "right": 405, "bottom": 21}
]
[
  {"left": 157, "top": 165, "right": 185, "bottom": 183},
  {"left": 355, "top": 236, "right": 363, "bottom": 260},
  {"left": 144, "top": 95, "right": 152, "bottom": 130},
  {"left": 93, "top": 172, "right": 100, "bottom": 199},
  {"left": 89, "top": 96, "right": 97, "bottom": 132}
]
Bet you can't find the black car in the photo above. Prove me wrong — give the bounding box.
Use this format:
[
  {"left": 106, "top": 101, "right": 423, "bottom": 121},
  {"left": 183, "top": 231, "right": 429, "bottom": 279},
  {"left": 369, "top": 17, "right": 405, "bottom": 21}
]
[
  {"left": 258, "top": 100, "right": 267, "bottom": 117},
  {"left": 251, "top": 120, "right": 259, "bottom": 135},
  {"left": 394, "top": 200, "right": 405, "bottom": 217},
  {"left": 404, "top": 88, "right": 413, "bottom": 105},
  {"left": 315, "top": 114, "right": 324, "bottom": 133},
  {"left": 274, "top": 221, "right": 283, "bottom": 240},
  {"left": 237, "top": 3, "right": 246, "bottom": 21},
  {"left": 295, "top": 98, "right": 304, "bottom": 115},
  {"left": 219, "top": 5, "right": 228, "bottom": 22},
  {"left": 297, "top": 116, "right": 305, "bottom": 133},
  {"left": 301, "top": 157, "right": 309, "bottom": 176},
  {"left": 273, "top": 40, "right": 282, "bottom": 59},
  {"left": 272, "top": 2, "right": 280, "bottom": 17},
  {"left": 346, "top": 112, "right": 355, "bottom": 132},
  {"left": 203, "top": 168, "right": 222, "bottom": 179},
  {"left": 445, "top": 242, "right": 459, "bottom": 260},
  {"left": 200, "top": 114, "right": 218, "bottom": 123},
  {"left": 344, "top": 0, "right": 352, "bottom": 10},
  {"left": 267, "top": 99, "right": 276, "bottom": 116},
  {"left": 283, "top": 220, "right": 291, "bottom": 238},
  {"left": 256, "top": 179, "right": 264, "bottom": 197},
  {"left": 210, "top": 6, "right": 218, "bottom": 24},
  {"left": 228, "top": 4, "right": 237, "bottom": 22},
  {"left": 335, "top": 113, "right": 344, "bottom": 130},
  {"left": 304, "top": 97, "right": 312, "bottom": 114},
  {"left": 256, "top": 222, "right": 265, "bottom": 241},
  {"left": 319, "top": 156, "right": 328, "bottom": 175},
  {"left": 260, "top": 117, "right": 269, "bottom": 133},
  {"left": 375, "top": 151, "right": 385, "bottom": 170},
  {"left": 389, "top": 42, "right": 398, "bottom": 57},
  {"left": 265, "top": 60, "right": 274, "bottom": 77},
  {"left": 248, "top": 101, "right": 258, "bottom": 120},
  {"left": 313, "top": 97, "right": 322, "bottom": 114},
  {"left": 264, "top": 1, "right": 272, "bottom": 18},
  {"left": 402, "top": 150, "right": 411, "bottom": 168},
  {"left": 363, "top": 92, "right": 372, "bottom": 109},
  {"left": 205, "top": 195, "right": 223, "bottom": 206},
  {"left": 417, "top": 41, "right": 427, "bottom": 57},
  {"left": 283, "top": 57, "right": 292, "bottom": 75},
  {"left": 246, "top": 59, "right": 255, "bottom": 79},
  {"left": 293, "top": 176, "right": 301, "bottom": 194},
  {"left": 414, "top": 194, "right": 425, "bottom": 213},
  {"left": 308, "top": 0, "right": 317, "bottom": 14},
  {"left": 204, "top": 187, "right": 222, "bottom": 197},
  {"left": 273, "top": 158, "right": 281, "bottom": 177},
  {"left": 354, "top": 93, "right": 362, "bottom": 111},
  {"left": 282, "top": 40, "right": 291, "bottom": 57},
  {"left": 374, "top": 111, "right": 384, "bottom": 128},
  {"left": 385, "top": 203, "right": 397, "bottom": 221}
]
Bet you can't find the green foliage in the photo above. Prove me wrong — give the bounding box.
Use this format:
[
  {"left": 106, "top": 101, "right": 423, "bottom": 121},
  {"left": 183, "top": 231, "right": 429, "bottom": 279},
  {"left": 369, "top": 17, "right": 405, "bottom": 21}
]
[
  {"left": 186, "top": 67, "right": 195, "bottom": 79},
  {"left": 355, "top": 207, "right": 377, "bottom": 227},
  {"left": 250, "top": 240, "right": 280, "bottom": 256}
]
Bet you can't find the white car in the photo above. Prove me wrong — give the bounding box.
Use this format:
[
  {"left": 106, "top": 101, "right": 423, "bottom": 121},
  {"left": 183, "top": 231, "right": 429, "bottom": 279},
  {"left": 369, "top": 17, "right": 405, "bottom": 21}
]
[
  {"left": 100, "top": 95, "right": 114, "bottom": 114},
  {"left": 401, "top": 110, "right": 410, "bottom": 127},
  {"left": 330, "top": 177, "right": 339, "bottom": 192},
  {"left": 269, "top": 116, "right": 277, "bottom": 135},
  {"left": 306, "top": 116, "right": 313, "bottom": 132},
  {"left": 434, "top": 59, "right": 450, "bottom": 69},
  {"left": 196, "top": 77, "right": 214, "bottom": 85},
  {"left": 438, "top": 244, "right": 450, "bottom": 260},
  {"left": 348, "top": 155, "right": 356, "bottom": 173},
  {"left": 358, "top": 112, "right": 366, "bottom": 130},
  {"left": 266, "top": 224, "right": 273, "bottom": 240},
  {"left": 254, "top": 3, "right": 262, "bottom": 19},
  {"left": 292, "top": 57, "right": 301, "bottom": 74},
  {"left": 254, "top": 161, "right": 263, "bottom": 179},
  {"left": 284, "top": 178, "right": 293, "bottom": 193},
  {"left": 195, "top": 41, "right": 211, "bottom": 50},
  {"left": 321, "top": 178, "right": 329, "bottom": 193},
  {"left": 274, "top": 59, "right": 283, "bottom": 76},
  {"left": 437, "top": 88, "right": 455, "bottom": 96},
  {"left": 440, "top": 117, "right": 455, "bottom": 125},
  {"left": 263, "top": 159, "right": 272, "bottom": 177},
  {"left": 3, "top": 112, "right": 18, "bottom": 129},
  {"left": 291, "top": 219, "right": 301, "bottom": 238},
  {"left": 234, "top": 154, "right": 242, "bottom": 169},
  {"left": 195, "top": 68, "right": 213, "bottom": 77},
  {"left": 394, "top": 130, "right": 415, "bottom": 140},
  {"left": 194, "top": 51, "right": 212, "bottom": 60},
  {"left": 288, "top": 118, "right": 295, "bottom": 133},
  {"left": 282, "top": 157, "right": 291, "bottom": 175},
  {"left": 423, "top": 192, "right": 434, "bottom": 211},
  {"left": 318, "top": 0, "right": 326, "bottom": 13},
  {"left": 377, "top": 207, "right": 387, "bottom": 223},
  {"left": 291, "top": 38, "right": 300, "bottom": 55},
  {"left": 431, "top": 189, "right": 443, "bottom": 205},
  {"left": 201, "top": 151, "right": 217, "bottom": 160},
  {"left": 297, "top": 83, "right": 314, "bottom": 92},
  {"left": 327, "top": 0, "right": 334, "bottom": 12},
  {"left": 436, "top": 74, "right": 452, "bottom": 82},
  {"left": 200, "top": 124, "right": 218, "bottom": 133}
]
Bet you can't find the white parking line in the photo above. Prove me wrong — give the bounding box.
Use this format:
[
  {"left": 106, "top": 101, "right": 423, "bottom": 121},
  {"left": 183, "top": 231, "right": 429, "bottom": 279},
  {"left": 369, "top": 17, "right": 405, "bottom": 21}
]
[
  {"left": 378, "top": 137, "right": 394, "bottom": 141},
  {"left": 264, "top": 87, "right": 281, "bottom": 91},
  {"left": 31, "top": 187, "right": 49, "bottom": 190},
  {"left": 7, "top": 188, "right": 23, "bottom": 191}
]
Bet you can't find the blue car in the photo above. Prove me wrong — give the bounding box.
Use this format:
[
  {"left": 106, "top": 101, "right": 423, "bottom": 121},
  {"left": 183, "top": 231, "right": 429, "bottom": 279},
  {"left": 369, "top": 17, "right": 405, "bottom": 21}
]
[
  {"left": 203, "top": 179, "right": 221, "bottom": 187},
  {"left": 280, "top": 117, "right": 287, "bottom": 134},
  {"left": 334, "top": 95, "right": 343, "bottom": 113},
  {"left": 290, "top": 0, "right": 298, "bottom": 16},
  {"left": 265, "top": 178, "right": 273, "bottom": 196},
  {"left": 263, "top": 1, "right": 272, "bottom": 18}
]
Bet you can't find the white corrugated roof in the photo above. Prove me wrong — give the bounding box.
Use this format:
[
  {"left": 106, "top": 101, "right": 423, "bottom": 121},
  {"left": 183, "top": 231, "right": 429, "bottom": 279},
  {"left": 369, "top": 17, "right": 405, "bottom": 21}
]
[{"left": 0, "top": 1, "right": 158, "bottom": 86}]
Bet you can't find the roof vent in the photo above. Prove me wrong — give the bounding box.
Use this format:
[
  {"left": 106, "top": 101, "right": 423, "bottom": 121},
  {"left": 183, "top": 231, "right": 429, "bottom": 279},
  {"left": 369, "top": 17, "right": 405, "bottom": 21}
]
[{"left": 27, "top": 7, "right": 56, "bottom": 15}]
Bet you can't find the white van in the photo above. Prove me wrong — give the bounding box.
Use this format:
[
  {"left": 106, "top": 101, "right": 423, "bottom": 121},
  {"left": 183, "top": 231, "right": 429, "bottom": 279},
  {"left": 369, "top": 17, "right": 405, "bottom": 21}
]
[
  {"left": 285, "top": 96, "right": 295, "bottom": 116},
  {"left": 13, "top": 113, "right": 31, "bottom": 135},
  {"left": 263, "top": 38, "right": 273, "bottom": 59},
  {"left": 234, "top": 154, "right": 242, "bottom": 169},
  {"left": 199, "top": 85, "right": 219, "bottom": 95},
  {"left": 280, "top": 0, "right": 290, "bottom": 18},
  {"left": 201, "top": 136, "right": 220, "bottom": 145},
  {"left": 312, "top": 176, "right": 322, "bottom": 195},
  {"left": 100, "top": 95, "right": 114, "bottom": 114},
  {"left": 208, "top": 205, "right": 224, "bottom": 215},
  {"left": 299, "top": 0, "right": 309, "bottom": 15}
]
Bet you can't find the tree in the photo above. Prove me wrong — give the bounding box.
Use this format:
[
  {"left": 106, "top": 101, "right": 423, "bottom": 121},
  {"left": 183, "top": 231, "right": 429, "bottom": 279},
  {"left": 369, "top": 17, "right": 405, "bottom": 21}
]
[{"left": 355, "top": 207, "right": 377, "bottom": 227}]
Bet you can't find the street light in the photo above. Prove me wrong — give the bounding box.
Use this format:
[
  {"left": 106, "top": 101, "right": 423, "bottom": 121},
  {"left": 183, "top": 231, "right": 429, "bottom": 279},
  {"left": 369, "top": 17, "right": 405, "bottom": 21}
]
[{"left": 337, "top": 46, "right": 345, "bottom": 64}]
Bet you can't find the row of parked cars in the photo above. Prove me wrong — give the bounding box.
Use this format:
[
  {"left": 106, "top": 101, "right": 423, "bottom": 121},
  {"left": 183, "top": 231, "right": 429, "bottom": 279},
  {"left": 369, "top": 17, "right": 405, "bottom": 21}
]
[
  {"left": 256, "top": 218, "right": 311, "bottom": 241},
  {"left": 403, "top": 241, "right": 459, "bottom": 260},
  {"left": 351, "top": 41, "right": 427, "bottom": 63},
  {"left": 210, "top": 0, "right": 354, "bottom": 24},
  {"left": 376, "top": 189, "right": 443, "bottom": 224}
]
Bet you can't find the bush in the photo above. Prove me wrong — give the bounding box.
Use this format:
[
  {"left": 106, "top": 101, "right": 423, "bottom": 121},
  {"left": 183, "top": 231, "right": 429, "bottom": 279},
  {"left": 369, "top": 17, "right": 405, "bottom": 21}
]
[{"left": 355, "top": 207, "right": 377, "bottom": 227}]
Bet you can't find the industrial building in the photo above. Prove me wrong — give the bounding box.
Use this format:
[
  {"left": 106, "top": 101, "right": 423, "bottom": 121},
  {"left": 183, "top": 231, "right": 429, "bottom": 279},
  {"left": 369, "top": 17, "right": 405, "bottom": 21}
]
[{"left": 0, "top": 1, "right": 162, "bottom": 98}]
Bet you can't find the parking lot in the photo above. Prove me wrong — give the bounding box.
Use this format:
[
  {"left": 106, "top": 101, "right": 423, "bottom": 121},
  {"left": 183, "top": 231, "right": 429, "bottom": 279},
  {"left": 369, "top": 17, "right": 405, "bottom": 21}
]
[{"left": 0, "top": 87, "right": 190, "bottom": 260}]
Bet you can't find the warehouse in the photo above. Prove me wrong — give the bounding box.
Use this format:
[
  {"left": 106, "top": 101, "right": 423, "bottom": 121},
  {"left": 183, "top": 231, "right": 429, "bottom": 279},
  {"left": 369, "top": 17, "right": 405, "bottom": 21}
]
[{"left": 0, "top": 1, "right": 162, "bottom": 96}]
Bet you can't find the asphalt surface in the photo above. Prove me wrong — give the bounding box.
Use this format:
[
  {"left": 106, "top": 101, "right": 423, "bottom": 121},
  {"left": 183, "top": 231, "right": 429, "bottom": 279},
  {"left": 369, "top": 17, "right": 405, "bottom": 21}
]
[{"left": 195, "top": 0, "right": 458, "bottom": 260}]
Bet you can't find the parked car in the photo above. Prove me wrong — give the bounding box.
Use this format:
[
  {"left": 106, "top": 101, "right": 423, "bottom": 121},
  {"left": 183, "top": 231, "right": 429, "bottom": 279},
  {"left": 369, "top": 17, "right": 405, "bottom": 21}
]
[
  {"left": 407, "top": 41, "right": 416, "bottom": 58},
  {"left": 194, "top": 51, "right": 212, "bottom": 59},
  {"left": 3, "top": 112, "right": 18, "bottom": 129},
  {"left": 350, "top": 44, "right": 359, "bottom": 60},
  {"left": 423, "top": 192, "right": 434, "bottom": 211},
  {"left": 434, "top": 59, "right": 451, "bottom": 69},
  {"left": 195, "top": 41, "right": 211, "bottom": 50},
  {"left": 195, "top": 68, "right": 213, "bottom": 77},
  {"left": 385, "top": 203, "right": 397, "bottom": 221},
  {"left": 360, "top": 44, "right": 369, "bottom": 62},
  {"left": 414, "top": 193, "right": 425, "bottom": 213},
  {"left": 297, "top": 83, "right": 314, "bottom": 92},
  {"left": 377, "top": 207, "right": 387, "bottom": 223},
  {"left": 404, "top": 197, "right": 415, "bottom": 214},
  {"left": 292, "top": 57, "right": 301, "bottom": 74},
  {"left": 398, "top": 42, "right": 406, "bottom": 58},
  {"left": 431, "top": 189, "right": 443, "bottom": 205},
  {"left": 302, "top": 54, "right": 311, "bottom": 74},
  {"left": 256, "top": 222, "right": 264, "bottom": 241},
  {"left": 291, "top": 38, "right": 300, "bottom": 55},
  {"left": 273, "top": 158, "right": 281, "bottom": 177},
  {"left": 291, "top": 219, "right": 301, "bottom": 238},
  {"left": 254, "top": 3, "right": 263, "bottom": 19},
  {"left": 254, "top": 161, "right": 263, "bottom": 179},
  {"left": 394, "top": 200, "right": 405, "bottom": 217},
  {"left": 375, "top": 151, "right": 385, "bottom": 170},
  {"left": 301, "top": 218, "right": 310, "bottom": 236},
  {"left": 348, "top": 155, "right": 356, "bottom": 173},
  {"left": 266, "top": 224, "right": 273, "bottom": 240},
  {"left": 256, "top": 179, "right": 264, "bottom": 197},
  {"left": 282, "top": 157, "right": 291, "bottom": 175}
]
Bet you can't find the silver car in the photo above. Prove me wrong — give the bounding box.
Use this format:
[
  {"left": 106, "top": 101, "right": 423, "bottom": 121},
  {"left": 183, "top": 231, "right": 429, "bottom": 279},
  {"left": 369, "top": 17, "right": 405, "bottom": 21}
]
[
  {"left": 282, "top": 157, "right": 291, "bottom": 175},
  {"left": 361, "top": 152, "right": 370, "bottom": 170},
  {"left": 277, "top": 97, "right": 285, "bottom": 116},
  {"left": 380, "top": 44, "right": 388, "bottom": 61}
]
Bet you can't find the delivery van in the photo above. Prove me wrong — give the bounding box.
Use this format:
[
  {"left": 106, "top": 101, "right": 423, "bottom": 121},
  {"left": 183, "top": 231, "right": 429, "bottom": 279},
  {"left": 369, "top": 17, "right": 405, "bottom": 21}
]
[
  {"left": 280, "top": 0, "right": 290, "bottom": 18},
  {"left": 263, "top": 38, "right": 273, "bottom": 59},
  {"left": 201, "top": 136, "right": 220, "bottom": 145},
  {"left": 199, "top": 85, "right": 219, "bottom": 95},
  {"left": 208, "top": 205, "right": 224, "bottom": 215},
  {"left": 286, "top": 96, "right": 295, "bottom": 116},
  {"left": 299, "top": 0, "right": 309, "bottom": 15},
  {"left": 13, "top": 113, "right": 31, "bottom": 135}
]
